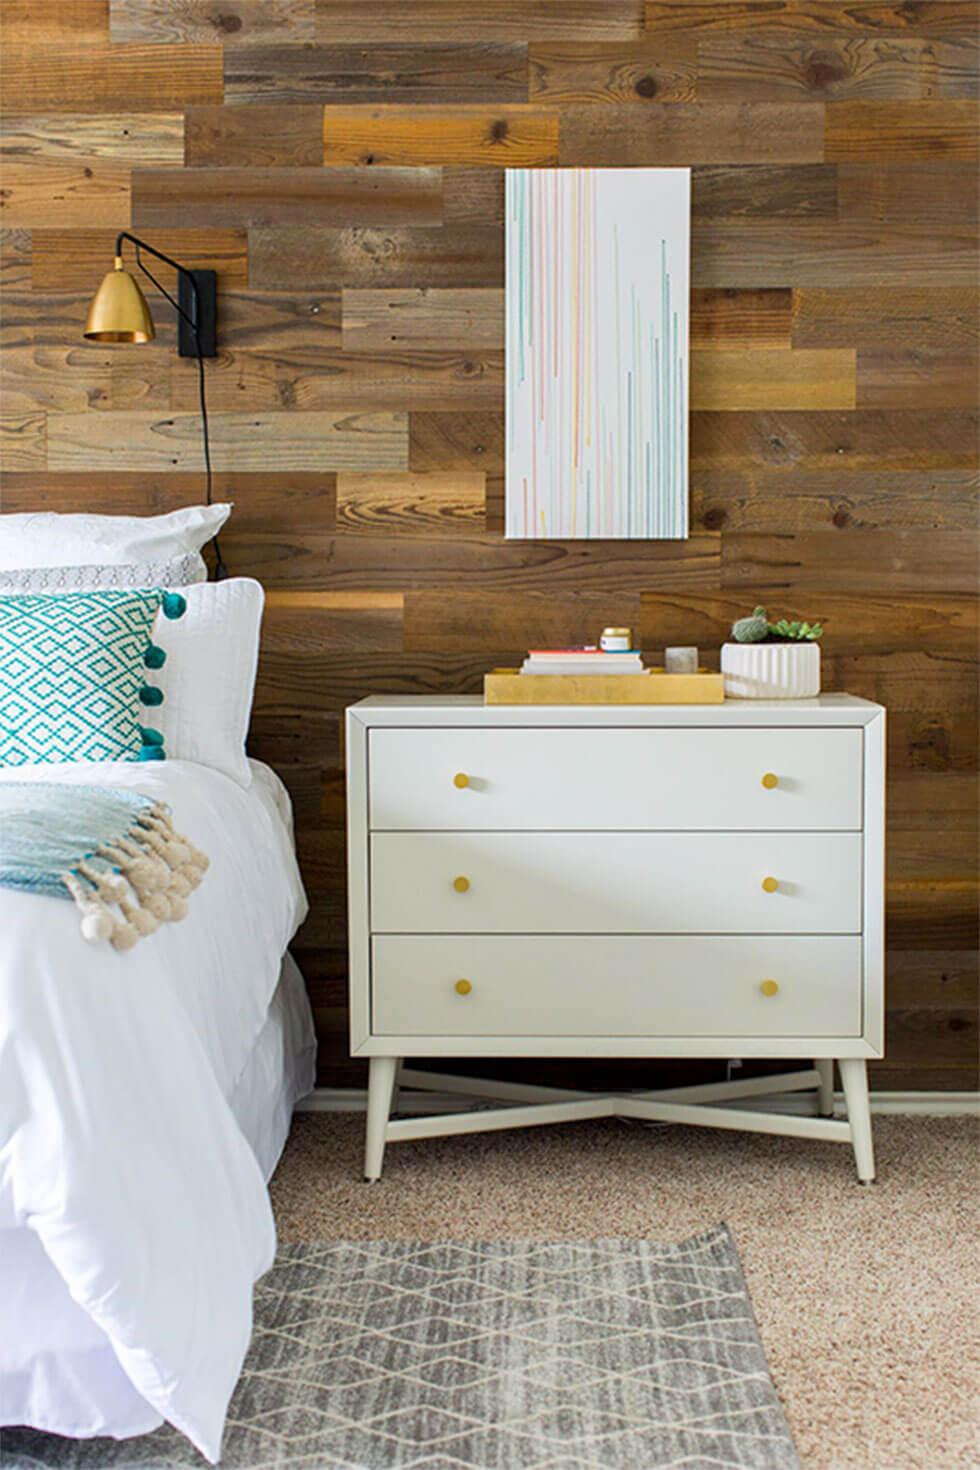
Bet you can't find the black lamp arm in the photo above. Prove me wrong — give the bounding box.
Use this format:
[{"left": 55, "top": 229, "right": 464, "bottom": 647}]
[{"left": 114, "top": 233, "right": 226, "bottom": 579}]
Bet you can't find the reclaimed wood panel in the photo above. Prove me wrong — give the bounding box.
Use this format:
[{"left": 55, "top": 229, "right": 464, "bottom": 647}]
[
  {"left": 690, "top": 468, "right": 979, "bottom": 531},
  {"left": 0, "top": 1, "right": 109, "bottom": 44},
  {"left": 792, "top": 288, "right": 980, "bottom": 349},
  {"left": 31, "top": 228, "right": 248, "bottom": 292},
  {"left": 692, "top": 289, "right": 793, "bottom": 349},
  {"left": 249, "top": 225, "right": 503, "bottom": 289},
  {"left": 644, "top": 2, "right": 980, "bottom": 35},
  {"left": 133, "top": 166, "right": 443, "bottom": 228},
  {"left": 560, "top": 101, "right": 826, "bottom": 164},
  {"left": 825, "top": 99, "right": 980, "bottom": 158},
  {"left": 322, "top": 105, "right": 559, "bottom": 166},
  {"left": 0, "top": 114, "right": 184, "bottom": 163},
  {"left": 314, "top": 2, "right": 645, "bottom": 42},
  {"left": 692, "top": 222, "right": 979, "bottom": 286},
  {"left": 722, "top": 529, "right": 979, "bottom": 595},
  {"left": 692, "top": 164, "right": 838, "bottom": 217},
  {"left": 0, "top": 162, "right": 131, "bottom": 228},
  {"left": 697, "top": 35, "right": 980, "bottom": 101},
  {"left": 691, "top": 348, "right": 856, "bottom": 408},
  {"left": 184, "top": 104, "right": 323, "bottom": 167},
  {"left": 528, "top": 38, "right": 696, "bottom": 102},
  {"left": 837, "top": 162, "right": 979, "bottom": 224},
  {"left": 225, "top": 43, "right": 529, "bottom": 104},
  {"left": 46, "top": 410, "right": 409, "bottom": 471},
  {"left": 342, "top": 288, "right": 504, "bottom": 350},
  {"left": 336, "top": 471, "right": 486, "bottom": 532},
  {"left": 0, "top": 44, "right": 223, "bottom": 114},
  {"left": 856, "top": 349, "right": 980, "bottom": 408},
  {"left": 4, "top": 1, "right": 976, "bottom": 1090},
  {"left": 110, "top": 0, "right": 315, "bottom": 44}
]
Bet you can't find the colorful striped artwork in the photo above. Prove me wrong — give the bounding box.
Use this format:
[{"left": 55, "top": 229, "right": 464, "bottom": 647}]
[{"left": 506, "top": 168, "right": 690, "bottom": 541}]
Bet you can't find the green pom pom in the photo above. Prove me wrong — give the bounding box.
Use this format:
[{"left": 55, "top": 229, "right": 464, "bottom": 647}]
[
  {"left": 162, "top": 591, "right": 186, "bottom": 620},
  {"left": 139, "top": 725, "right": 164, "bottom": 746},
  {"left": 138, "top": 744, "right": 166, "bottom": 762},
  {"left": 143, "top": 643, "right": 167, "bottom": 669},
  {"left": 139, "top": 685, "right": 164, "bottom": 707}
]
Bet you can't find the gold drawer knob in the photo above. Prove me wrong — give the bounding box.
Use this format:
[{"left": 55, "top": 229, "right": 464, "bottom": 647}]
[
  {"left": 453, "top": 875, "right": 471, "bottom": 893},
  {"left": 761, "top": 772, "right": 779, "bottom": 789},
  {"left": 455, "top": 978, "right": 472, "bottom": 996},
  {"left": 453, "top": 772, "right": 470, "bottom": 789},
  {"left": 761, "top": 875, "right": 779, "bottom": 894},
  {"left": 760, "top": 979, "right": 780, "bottom": 998}
]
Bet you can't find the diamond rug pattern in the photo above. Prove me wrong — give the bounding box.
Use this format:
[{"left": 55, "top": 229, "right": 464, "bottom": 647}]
[{"left": 4, "top": 1228, "right": 800, "bottom": 1469}]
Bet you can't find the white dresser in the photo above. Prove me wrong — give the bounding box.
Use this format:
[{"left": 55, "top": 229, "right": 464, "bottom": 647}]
[{"left": 346, "top": 695, "right": 885, "bottom": 1182}]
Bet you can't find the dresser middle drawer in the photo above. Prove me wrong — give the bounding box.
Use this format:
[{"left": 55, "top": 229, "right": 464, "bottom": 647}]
[{"left": 370, "top": 832, "right": 862, "bottom": 935}]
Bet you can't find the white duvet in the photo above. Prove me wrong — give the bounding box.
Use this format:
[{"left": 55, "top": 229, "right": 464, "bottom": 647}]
[{"left": 0, "top": 758, "right": 308, "bottom": 1461}]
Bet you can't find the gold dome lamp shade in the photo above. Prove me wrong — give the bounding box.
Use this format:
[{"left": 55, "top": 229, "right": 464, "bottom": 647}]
[{"left": 84, "top": 257, "right": 156, "bottom": 344}]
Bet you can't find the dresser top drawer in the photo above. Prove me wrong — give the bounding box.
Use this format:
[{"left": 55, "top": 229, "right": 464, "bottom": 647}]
[{"left": 368, "top": 727, "right": 863, "bottom": 832}]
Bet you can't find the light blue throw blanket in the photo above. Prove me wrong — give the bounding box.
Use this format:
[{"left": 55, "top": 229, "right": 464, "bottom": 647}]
[{"left": 0, "top": 782, "right": 209, "bottom": 949}]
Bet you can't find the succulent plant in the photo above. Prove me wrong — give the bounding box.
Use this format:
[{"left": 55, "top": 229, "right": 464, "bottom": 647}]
[
  {"left": 731, "top": 606, "right": 770, "bottom": 643},
  {"left": 731, "top": 606, "right": 823, "bottom": 643}
]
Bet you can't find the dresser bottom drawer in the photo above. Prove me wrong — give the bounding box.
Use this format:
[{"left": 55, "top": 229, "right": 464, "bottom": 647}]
[{"left": 372, "top": 935, "right": 862, "bottom": 1038}]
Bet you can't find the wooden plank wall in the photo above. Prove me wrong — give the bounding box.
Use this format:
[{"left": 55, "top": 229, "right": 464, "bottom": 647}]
[{"left": 1, "top": 0, "right": 977, "bottom": 1092}]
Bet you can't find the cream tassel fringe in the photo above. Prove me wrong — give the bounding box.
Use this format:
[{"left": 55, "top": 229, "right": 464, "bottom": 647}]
[{"left": 60, "top": 803, "right": 209, "bottom": 950}]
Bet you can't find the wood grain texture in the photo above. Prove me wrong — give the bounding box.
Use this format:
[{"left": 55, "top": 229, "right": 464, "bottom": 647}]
[
  {"left": 249, "top": 225, "right": 503, "bottom": 289},
  {"left": 792, "top": 288, "right": 980, "bottom": 349},
  {"left": 322, "top": 105, "right": 559, "bottom": 165},
  {"left": 644, "top": 2, "right": 980, "bottom": 35},
  {"left": 0, "top": 163, "right": 131, "bottom": 228},
  {"left": 342, "top": 288, "right": 504, "bottom": 350},
  {"left": 30, "top": 228, "right": 248, "bottom": 292},
  {"left": 560, "top": 101, "right": 826, "bottom": 164},
  {"left": 692, "top": 289, "right": 793, "bottom": 349},
  {"left": 0, "top": 114, "right": 184, "bottom": 163},
  {"left": 225, "top": 43, "right": 529, "bottom": 104},
  {"left": 528, "top": 38, "right": 696, "bottom": 102},
  {"left": 336, "top": 471, "right": 486, "bottom": 532},
  {"left": 0, "top": 1, "right": 109, "bottom": 44},
  {"left": 184, "top": 104, "right": 323, "bottom": 166},
  {"left": 697, "top": 35, "right": 980, "bottom": 101},
  {"left": 133, "top": 166, "right": 443, "bottom": 227},
  {"left": 691, "top": 348, "right": 856, "bottom": 408},
  {"left": 0, "top": 44, "right": 223, "bottom": 114},
  {"left": 46, "top": 410, "right": 408, "bottom": 471},
  {"left": 314, "top": 2, "right": 645, "bottom": 42},
  {"left": 4, "top": 3, "right": 975, "bottom": 1090},
  {"left": 825, "top": 99, "right": 980, "bottom": 158},
  {"left": 109, "top": 0, "right": 314, "bottom": 44}
]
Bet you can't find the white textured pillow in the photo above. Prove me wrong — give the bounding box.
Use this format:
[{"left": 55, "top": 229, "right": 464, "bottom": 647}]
[
  {"left": 142, "top": 578, "right": 264, "bottom": 789},
  {"left": 0, "top": 553, "right": 206, "bottom": 592},
  {"left": 0, "top": 504, "right": 231, "bottom": 574}
]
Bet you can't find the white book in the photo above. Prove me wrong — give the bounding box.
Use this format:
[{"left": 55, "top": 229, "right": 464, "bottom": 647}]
[{"left": 522, "top": 656, "right": 645, "bottom": 676}]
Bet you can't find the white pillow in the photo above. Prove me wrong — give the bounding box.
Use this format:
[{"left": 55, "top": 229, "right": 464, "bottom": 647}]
[
  {"left": 0, "top": 504, "right": 231, "bottom": 574},
  {"left": 144, "top": 578, "right": 264, "bottom": 789},
  {"left": 0, "top": 553, "right": 206, "bottom": 592}
]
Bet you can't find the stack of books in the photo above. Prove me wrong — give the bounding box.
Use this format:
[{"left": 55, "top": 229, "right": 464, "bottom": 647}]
[{"left": 521, "top": 646, "right": 645, "bottom": 676}]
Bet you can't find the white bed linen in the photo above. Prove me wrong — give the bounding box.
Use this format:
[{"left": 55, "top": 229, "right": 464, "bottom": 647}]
[{"left": 0, "top": 758, "right": 309, "bottom": 1461}]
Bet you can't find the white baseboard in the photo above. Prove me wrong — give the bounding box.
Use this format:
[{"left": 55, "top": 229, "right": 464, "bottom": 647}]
[{"left": 297, "top": 1086, "right": 979, "bottom": 1118}]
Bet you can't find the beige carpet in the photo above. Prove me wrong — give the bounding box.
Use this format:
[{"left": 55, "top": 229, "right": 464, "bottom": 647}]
[{"left": 270, "top": 1111, "right": 978, "bottom": 1470}]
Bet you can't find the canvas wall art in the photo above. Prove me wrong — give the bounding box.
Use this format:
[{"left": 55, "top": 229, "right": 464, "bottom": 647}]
[{"left": 506, "top": 167, "right": 691, "bottom": 541}]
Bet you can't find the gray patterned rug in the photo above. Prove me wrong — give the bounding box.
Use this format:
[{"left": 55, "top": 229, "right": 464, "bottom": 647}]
[{"left": 3, "top": 1228, "right": 799, "bottom": 1469}]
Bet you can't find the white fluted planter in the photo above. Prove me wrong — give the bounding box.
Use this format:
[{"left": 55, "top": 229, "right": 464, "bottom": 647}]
[{"left": 721, "top": 641, "right": 821, "bottom": 699}]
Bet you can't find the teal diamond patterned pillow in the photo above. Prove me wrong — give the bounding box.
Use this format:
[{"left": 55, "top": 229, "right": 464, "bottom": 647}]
[{"left": 0, "top": 589, "right": 168, "bottom": 766}]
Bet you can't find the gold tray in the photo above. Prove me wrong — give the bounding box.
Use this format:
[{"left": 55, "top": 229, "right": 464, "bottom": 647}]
[{"left": 484, "top": 669, "right": 725, "bottom": 705}]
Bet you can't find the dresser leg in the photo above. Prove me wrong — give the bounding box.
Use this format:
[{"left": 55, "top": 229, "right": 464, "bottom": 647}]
[
  {"left": 365, "top": 1056, "right": 398, "bottom": 1182},
  {"left": 839, "top": 1059, "right": 875, "bottom": 1183},
  {"left": 815, "top": 1059, "right": 835, "bottom": 1117}
]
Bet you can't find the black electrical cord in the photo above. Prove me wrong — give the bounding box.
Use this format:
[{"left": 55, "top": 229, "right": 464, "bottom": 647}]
[{"left": 126, "top": 239, "right": 227, "bottom": 580}]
